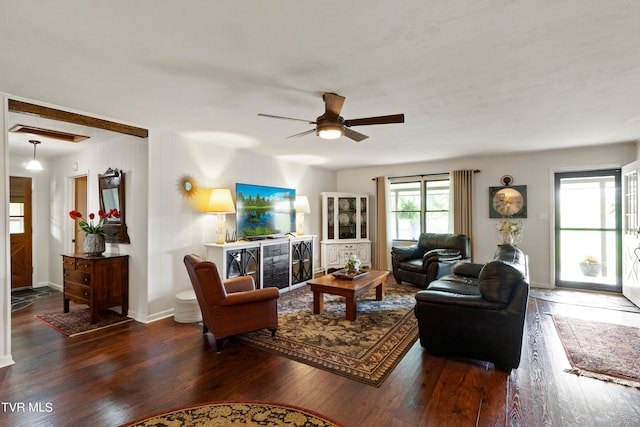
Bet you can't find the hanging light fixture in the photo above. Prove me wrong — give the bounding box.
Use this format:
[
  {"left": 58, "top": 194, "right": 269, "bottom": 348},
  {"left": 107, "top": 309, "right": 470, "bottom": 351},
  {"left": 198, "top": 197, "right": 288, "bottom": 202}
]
[{"left": 25, "top": 139, "right": 43, "bottom": 171}]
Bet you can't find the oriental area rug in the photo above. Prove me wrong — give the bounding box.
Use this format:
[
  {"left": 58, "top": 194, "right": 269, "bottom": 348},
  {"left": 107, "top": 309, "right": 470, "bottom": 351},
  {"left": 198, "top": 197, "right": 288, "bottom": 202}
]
[
  {"left": 120, "top": 401, "right": 345, "bottom": 427},
  {"left": 551, "top": 314, "right": 640, "bottom": 388},
  {"left": 36, "top": 308, "right": 133, "bottom": 337},
  {"left": 237, "top": 281, "right": 418, "bottom": 387}
]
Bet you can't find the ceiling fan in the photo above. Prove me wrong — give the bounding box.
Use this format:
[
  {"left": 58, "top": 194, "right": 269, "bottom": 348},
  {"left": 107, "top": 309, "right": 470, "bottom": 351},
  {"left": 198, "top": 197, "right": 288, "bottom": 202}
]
[{"left": 258, "top": 92, "right": 404, "bottom": 142}]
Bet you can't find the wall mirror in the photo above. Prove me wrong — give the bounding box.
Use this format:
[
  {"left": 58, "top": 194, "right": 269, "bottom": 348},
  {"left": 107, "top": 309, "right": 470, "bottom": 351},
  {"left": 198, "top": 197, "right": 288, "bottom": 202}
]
[{"left": 98, "top": 167, "right": 131, "bottom": 243}]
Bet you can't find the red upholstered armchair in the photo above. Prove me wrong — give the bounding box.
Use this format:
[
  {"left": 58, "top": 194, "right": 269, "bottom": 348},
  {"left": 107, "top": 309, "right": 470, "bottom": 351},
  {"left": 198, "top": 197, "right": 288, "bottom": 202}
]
[{"left": 183, "top": 254, "right": 280, "bottom": 351}]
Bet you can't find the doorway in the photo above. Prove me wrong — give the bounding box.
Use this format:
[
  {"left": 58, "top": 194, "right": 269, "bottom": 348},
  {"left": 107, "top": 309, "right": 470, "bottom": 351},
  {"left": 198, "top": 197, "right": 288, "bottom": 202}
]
[
  {"left": 9, "top": 176, "right": 33, "bottom": 289},
  {"left": 73, "top": 176, "right": 88, "bottom": 253},
  {"left": 554, "top": 169, "right": 622, "bottom": 292}
]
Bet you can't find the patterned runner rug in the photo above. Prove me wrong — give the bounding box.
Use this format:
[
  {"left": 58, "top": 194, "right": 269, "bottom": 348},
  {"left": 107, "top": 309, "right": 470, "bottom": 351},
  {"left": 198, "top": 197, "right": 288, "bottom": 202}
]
[
  {"left": 36, "top": 308, "right": 133, "bottom": 337},
  {"left": 120, "top": 401, "right": 345, "bottom": 427},
  {"left": 551, "top": 314, "right": 640, "bottom": 388},
  {"left": 238, "top": 281, "right": 418, "bottom": 387}
]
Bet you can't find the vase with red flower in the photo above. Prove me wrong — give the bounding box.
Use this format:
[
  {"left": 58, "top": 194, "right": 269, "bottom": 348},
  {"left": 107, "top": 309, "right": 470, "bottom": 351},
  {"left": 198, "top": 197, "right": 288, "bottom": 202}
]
[{"left": 69, "top": 209, "right": 120, "bottom": 256}]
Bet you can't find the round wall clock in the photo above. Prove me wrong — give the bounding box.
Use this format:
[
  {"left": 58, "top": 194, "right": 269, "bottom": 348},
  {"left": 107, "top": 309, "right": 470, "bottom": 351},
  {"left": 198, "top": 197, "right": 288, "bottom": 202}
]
[{"left": 489, "top": 185, "right": 527, "bottom": 218}]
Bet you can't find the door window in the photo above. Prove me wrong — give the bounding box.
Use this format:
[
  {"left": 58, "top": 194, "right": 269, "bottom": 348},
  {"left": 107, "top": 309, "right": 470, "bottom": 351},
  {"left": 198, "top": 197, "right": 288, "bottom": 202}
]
[{"left": 555, "top": 169, "right": 621, "bottom": 292}]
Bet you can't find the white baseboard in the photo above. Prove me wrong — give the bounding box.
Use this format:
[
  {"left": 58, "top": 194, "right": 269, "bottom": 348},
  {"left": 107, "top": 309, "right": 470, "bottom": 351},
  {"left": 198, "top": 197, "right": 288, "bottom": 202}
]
[
  {"left": 0, "top": 355, "right": 16, "bottom": 369},
  {"left": 136, "top": 308, "right": 175, "bottom": 324}
]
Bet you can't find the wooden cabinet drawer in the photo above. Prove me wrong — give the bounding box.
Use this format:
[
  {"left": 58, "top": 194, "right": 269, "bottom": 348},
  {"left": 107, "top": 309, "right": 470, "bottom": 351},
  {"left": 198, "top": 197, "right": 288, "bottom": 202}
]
[
  {"left": 62, "top": 256, "right": 77, "bottom": 270},
  {"left": 75, "top": 259, "right": 94, "bottom": 273},
  {"left": 64, "top": 269, "right": 91, "bottom": 285},
  {"left": 65, "top": 281, "right": 91, "bottom": 302}
]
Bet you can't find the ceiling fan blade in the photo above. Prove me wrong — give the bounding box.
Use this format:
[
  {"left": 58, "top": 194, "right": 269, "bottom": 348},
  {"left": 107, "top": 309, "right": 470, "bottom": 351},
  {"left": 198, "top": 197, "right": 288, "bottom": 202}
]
[
  {"left": 258, "top": 113, "right": 316, "bottom": 124},
  {"left": 287, "top": 129, "right": 316, "bottom": 139},
  {"left": 323, "top": 93, "right": 345, "bottom": 117},
  {"left": 343, "top": 128, "right": 369, "bottom": 142},
  {"left": 344, "top": 114, "right": 405, "bottom": 127}
]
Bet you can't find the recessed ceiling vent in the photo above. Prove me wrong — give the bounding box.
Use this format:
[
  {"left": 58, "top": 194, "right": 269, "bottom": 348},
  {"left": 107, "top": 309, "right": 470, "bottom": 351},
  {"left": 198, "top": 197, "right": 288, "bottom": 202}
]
[{"left": 9, "top": 124, "right": 90, "bottom": 142}]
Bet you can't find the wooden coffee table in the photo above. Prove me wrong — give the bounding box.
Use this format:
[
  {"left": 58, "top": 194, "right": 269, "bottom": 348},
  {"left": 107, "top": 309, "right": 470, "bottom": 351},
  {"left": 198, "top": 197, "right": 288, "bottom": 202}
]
[{"left": 308, "top": 270, "right": 389, "bottom": 321}]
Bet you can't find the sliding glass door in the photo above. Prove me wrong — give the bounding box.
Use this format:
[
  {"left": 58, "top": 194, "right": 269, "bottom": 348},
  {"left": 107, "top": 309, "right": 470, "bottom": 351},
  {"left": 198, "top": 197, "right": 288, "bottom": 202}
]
[{"left": 555, "top": 169, "right": 621, "bottom": 292}]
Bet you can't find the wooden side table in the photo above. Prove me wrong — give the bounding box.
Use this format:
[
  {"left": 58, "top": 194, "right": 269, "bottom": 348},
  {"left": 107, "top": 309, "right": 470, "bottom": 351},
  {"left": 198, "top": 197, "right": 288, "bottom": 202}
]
[{"left": 61, "top": 253, "right": 129, "bottom": 323}]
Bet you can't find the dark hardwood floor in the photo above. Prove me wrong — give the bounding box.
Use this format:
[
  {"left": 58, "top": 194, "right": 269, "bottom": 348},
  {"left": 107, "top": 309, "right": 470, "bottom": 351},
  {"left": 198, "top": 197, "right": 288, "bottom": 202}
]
[{"left": 3, "top": 289, "right": 639, "bottom": 427}]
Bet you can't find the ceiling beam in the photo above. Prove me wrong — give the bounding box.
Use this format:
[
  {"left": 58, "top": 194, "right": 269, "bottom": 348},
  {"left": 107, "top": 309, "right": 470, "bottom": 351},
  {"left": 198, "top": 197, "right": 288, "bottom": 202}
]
[{"left": 8, "top": 99, "right": 149, "bottom": 138}]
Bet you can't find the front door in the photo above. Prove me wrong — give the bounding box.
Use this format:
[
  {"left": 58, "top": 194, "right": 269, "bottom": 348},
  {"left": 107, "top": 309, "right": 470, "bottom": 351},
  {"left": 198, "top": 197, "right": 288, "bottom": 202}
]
[
  {"left": 10, "top": 176, "right": 33, "bottom": 289},
  {"left": 554, "top": 169, "right": 622, "bottom": 292},
  {"left": 622, "top": 161, "right": 640, "bottom": 307}
]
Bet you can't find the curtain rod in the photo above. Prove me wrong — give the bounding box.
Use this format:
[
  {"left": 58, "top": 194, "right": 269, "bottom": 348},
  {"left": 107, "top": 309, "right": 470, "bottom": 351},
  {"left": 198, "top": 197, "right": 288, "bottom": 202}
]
[{"left": 372, "top": 170, "right": 480, "bottom": 181}]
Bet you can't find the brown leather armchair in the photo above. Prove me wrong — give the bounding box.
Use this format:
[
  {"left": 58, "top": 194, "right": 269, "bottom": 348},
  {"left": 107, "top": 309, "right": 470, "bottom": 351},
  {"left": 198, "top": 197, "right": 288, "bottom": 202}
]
[{"left": 183, "top": 254, "right": 280, "bottom": 351}]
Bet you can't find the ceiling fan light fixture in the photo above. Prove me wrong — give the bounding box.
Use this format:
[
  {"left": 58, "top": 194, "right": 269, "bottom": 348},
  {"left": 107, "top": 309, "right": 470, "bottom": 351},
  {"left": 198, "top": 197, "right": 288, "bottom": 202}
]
[{"left": 316, "top": 122, "right": 343, "bottom": 140}]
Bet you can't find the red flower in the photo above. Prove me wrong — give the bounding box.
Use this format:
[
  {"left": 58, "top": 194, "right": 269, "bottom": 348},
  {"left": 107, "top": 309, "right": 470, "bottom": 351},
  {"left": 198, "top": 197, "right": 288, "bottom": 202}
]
[
  {"left": 68, "top": 209, "right": 119, "bottom": 235},
  {"left": 69, "top": 210, "right": 83, "bottom": 219}
]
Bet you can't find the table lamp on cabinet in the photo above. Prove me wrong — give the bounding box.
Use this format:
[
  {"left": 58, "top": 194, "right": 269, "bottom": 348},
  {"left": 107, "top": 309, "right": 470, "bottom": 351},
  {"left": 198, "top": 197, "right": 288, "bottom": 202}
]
[
  {"left": 295, "top": 195, "right": 311, "bottom": 236},
  {"left": 208, "top": 188, "right": 235, "bottom": 244}
]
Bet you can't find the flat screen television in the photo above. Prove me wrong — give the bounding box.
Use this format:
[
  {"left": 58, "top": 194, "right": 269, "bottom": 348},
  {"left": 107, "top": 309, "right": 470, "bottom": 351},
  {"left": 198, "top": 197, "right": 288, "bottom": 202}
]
[{"left": 235, "top": 183, "right": 296, "bottom": 239}]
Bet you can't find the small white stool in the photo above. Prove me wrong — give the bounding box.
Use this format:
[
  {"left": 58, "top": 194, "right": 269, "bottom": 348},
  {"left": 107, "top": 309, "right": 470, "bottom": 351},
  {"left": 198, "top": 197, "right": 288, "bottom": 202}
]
[{"left": 174, "top": 290, "right": 202, "bottom": 323}]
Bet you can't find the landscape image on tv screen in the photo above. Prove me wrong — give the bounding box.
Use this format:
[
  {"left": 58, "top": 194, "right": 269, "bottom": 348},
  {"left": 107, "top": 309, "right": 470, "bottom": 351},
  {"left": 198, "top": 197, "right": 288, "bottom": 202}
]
[{"left": 236, "top": 183, "right": 296, "bottom": 238}]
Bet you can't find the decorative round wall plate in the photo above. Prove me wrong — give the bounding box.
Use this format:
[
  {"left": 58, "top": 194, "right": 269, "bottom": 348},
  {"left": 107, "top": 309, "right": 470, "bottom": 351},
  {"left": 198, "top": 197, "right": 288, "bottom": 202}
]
[
  {"left": 500, "top": 175, "right": 514, "bottom": 186},
  {"left": 178, "top": 174, "right": 198, "bottom": 198}
]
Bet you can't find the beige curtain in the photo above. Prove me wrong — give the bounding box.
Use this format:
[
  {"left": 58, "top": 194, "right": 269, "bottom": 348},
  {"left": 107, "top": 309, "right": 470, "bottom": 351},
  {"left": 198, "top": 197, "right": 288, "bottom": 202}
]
[
  {"left": 451, "top": 170, "right": 475, "bottom": 255},
  {"left": 375, "top": 176, "right": 390, "bottom": 270}
]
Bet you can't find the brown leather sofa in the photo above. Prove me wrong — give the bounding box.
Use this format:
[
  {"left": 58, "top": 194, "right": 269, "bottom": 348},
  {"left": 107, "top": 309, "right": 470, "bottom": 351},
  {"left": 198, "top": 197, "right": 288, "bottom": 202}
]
[
  {"left": 184, "top": 254, "right": 280, "bottom": 351},
  {"left": 413, "top": 244, "right": 529, "bottom": 371},
  {"left": 391, "top": 233, "right": 471, "bottom": 288}
]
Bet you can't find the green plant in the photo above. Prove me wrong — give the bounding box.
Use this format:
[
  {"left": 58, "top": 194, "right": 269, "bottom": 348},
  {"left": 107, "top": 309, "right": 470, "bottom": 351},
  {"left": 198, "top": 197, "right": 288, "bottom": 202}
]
[
  {"left": 496, "top": 218, "right": 523, "bottom": 243},
  {"left": 345, "top": 254, "right": 361, "bottom": 272}
]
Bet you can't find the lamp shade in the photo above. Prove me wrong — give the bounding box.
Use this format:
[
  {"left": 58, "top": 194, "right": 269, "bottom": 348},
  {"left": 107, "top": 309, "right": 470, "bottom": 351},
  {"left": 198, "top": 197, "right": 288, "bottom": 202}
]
[
  {"left": 26, "top": 159, "right": 43, "bottom": 171},
  {"left": 207, "top": 188, "right": 235, "bottom": 213},
  {"left": 295, "top": 195, "right": 311, "bottom": 213},
  {"left": 26, "top": 139, "right": 43, "bottom": 171}
]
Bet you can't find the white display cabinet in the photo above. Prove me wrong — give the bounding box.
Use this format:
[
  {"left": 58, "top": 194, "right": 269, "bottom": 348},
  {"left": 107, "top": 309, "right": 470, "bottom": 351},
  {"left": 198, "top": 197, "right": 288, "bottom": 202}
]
[{"left": 321, "top": 192, "right": 371, "bottom": 271}]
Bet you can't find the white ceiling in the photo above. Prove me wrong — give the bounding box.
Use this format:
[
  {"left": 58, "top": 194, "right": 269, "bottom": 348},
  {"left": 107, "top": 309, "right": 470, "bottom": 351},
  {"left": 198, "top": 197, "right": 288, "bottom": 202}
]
[{"left": 2, "top": 1, "right": 640, "bottom": 169}]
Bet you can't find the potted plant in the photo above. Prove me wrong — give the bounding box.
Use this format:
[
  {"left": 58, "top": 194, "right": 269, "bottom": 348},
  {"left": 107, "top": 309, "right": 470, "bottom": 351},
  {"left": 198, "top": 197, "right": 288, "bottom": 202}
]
[
  {"left": 344, "top": 254, "right": 362, "bottom": 275},
  {"left": 69, "top": 209, "right": 120, "bottom": 256},
  {"left": 579, "top": 255, "right": 601, "bottom": 277},
  {"left": 496, "top": 218, "right": 522, "bottom": 245}
]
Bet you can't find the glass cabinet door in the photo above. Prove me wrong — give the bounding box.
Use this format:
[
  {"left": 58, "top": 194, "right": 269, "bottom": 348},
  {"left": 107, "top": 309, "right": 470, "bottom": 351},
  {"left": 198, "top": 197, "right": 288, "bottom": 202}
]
[
  {"left": 327, "top": 197, "right": 335, "bottom": 240},
  {"left": 338, "top": 197, "right": 357, "bottom": 239},
  {"left": 360, "top": 196, "right": 367, "bottom": 239}
]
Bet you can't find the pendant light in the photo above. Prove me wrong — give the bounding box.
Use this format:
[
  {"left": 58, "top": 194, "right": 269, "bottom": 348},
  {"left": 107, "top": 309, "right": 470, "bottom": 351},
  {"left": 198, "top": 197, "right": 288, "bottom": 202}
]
[{"left": 26, "top": 139, "right": 43, "bottom": 171}]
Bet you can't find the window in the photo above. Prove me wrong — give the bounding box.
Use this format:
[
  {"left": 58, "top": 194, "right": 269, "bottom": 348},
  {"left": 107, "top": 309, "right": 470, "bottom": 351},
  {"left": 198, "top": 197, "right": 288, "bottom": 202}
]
[
  {"left": 390, "top": 176, "right": 450, "bottom": 240},
  {"left": 9, "top": 202, "right": 25, "bottom": 234}
]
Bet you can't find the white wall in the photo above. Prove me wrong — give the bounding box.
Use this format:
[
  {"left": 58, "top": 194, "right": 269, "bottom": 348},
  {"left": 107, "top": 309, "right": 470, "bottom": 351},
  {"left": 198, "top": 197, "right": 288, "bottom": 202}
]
[
  {"left": 0, "top": 95, "right": 12, "bottom": 368},
  {"left": 146, "top": 131, "right": 336, "bottom": 321},
  {"left": 336, "top": 142, "right": 637, "bottom": 289},
  {"left": 47, "top": 133, "right": 149, "bottom": 320}
]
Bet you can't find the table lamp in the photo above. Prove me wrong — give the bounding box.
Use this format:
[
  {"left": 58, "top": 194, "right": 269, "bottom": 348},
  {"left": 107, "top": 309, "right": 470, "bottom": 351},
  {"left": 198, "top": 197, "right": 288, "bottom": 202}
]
[
  {"left": 295, "top": 195, "right": 311, "bottom": 236},
  {"left": 208, "top": 188, "right": 235, "bottom": 244}
]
